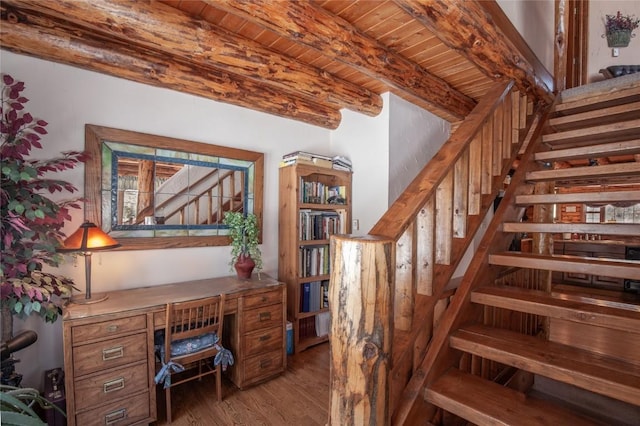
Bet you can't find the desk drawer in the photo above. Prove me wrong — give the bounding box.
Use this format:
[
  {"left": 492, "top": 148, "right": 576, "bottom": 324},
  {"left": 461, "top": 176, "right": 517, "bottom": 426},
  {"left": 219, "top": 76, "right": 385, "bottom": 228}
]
[
  {"left": 75, "top": 391, "right": 150, "bottom": 426},
  {"left": 73, "top": 333, "right": 147, "bottom": 377},
  {"left": 243, "top": 349, "right": 284, "bottom": 385},
  {"left": 74, "top": 362, "right": 148, "bottom": 411},
  {"left": 244, "top": 326, "right": 283, "bottom": 357},
  {"left": 73, "top": 315, "right": 147, "bottom": 344},
  {"left": 243, "top": 303, "right": 282, "bottom": 332},
  {"left": 243, "top": 288, "right": 282, "bottom": 310}
]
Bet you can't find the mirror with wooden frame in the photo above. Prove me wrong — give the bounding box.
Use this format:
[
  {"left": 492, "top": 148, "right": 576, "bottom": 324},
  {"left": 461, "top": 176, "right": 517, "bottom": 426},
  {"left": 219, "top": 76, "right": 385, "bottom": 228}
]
[{"left": 85, "top": 125, "right": 264, "bottom": 250}]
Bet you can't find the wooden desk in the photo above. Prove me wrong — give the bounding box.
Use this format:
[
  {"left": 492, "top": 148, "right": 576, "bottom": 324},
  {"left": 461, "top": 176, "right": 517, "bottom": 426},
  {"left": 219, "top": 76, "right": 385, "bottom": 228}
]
[{"left": 62, "top": 275, "right": 286, "bottom": 426}]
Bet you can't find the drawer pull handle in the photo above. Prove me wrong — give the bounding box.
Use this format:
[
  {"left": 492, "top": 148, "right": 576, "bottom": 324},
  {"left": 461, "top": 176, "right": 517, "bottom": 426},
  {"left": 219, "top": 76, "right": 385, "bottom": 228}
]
[
  {"left": 105, "top": 408, "right": 126, "bottom": 425},
  {"left": 103, "top": 377, "right": 125, "bottom": 394},
  {"left": 260, "top": 359, "right": 272, "bottom": 369},
  {"left": 106, "top": 325, "right": 118, "bottom": 333},
  {"left": 261, "top": 296, "right": 268, "bottom": 303},
  {"left": 259, "top": 312, "right": 271, "bottom": 321},
  {"left": 102, "top": 346, "right": 124, "bottom": 361},
  {"left": 259, "top": 335, "right": 270, "bottom": 342}
]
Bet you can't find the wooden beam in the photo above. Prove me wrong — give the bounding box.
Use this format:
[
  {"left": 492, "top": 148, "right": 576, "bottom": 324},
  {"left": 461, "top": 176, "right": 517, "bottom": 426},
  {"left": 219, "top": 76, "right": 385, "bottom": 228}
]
[
  {"left": 555, "top": 0, "right": 569, "bottom": 92},
  {"left": 395, "top": 0, "right": 554, "bottom": 104},
  {"left": 209, "top": 0, "right": 476, "bottom": 120},
  {"left": 329, "top": 235, "right": 394, "bottom": 425},
  {"left": 3, "top": 0, "right": 381, "bottom": 117},
  {"left": 0, "top": 5, "right": 341, "bottom": 129}
]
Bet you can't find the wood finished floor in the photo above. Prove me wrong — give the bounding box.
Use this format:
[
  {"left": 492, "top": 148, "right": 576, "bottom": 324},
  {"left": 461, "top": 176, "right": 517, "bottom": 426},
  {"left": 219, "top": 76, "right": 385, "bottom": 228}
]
[{"left": 153, "top": 343, "right": 330, "bottom": 425}]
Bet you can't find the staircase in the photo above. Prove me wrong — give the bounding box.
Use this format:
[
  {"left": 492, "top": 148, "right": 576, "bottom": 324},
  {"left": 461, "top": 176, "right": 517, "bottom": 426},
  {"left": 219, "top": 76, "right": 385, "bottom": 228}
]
[{"left": 424, "top": 79, "right": 640, "bottom": 424}]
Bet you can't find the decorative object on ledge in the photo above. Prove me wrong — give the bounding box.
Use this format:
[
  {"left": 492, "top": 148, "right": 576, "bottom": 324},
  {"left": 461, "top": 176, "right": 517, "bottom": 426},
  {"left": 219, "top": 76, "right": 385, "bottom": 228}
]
[
  {"left": 58, "top": 221, "right": 120, "bottom": 304},
  {"left": 604, "top": 11, "right": 639, "bottom": 47}
]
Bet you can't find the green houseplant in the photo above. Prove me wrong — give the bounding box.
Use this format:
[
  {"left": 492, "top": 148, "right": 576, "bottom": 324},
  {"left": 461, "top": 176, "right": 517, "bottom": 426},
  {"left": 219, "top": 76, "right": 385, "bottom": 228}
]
[
  {"left": 1, "top": 385, "right": 66, "bottom": 426},
  {"left": 0, "top": 74, "right": 86, "bottom": 341},
  {"left": 222, "top": 211, "right": 262, "bottom": 278}
]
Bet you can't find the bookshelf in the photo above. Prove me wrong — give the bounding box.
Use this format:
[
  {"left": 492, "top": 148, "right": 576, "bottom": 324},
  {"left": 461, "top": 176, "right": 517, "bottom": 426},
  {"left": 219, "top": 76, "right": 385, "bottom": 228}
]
[{"left": 278, "top": 163, "right": 352, "bottom": 353}]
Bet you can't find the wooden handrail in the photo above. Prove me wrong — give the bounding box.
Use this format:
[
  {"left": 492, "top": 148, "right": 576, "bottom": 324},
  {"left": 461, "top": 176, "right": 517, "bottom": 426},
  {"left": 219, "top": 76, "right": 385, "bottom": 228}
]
[
  {"left": 330, "top": 79, "right": 548, "bottom": 425},
  {"left": 369, "top": 81, "right": 514, "bottom": 240}
]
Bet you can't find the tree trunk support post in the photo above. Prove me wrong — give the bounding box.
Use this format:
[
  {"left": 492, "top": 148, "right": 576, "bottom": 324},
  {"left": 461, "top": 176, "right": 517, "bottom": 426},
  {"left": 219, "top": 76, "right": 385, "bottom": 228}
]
[{"left": 329, "top": 235, "right": 394, "bottom": 425}]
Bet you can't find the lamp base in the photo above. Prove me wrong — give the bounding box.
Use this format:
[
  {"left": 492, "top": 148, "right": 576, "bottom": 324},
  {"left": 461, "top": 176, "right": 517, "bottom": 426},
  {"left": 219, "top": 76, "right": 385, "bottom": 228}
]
[{"left": 71, "top": 293, "right": 109, "bottom": 304}]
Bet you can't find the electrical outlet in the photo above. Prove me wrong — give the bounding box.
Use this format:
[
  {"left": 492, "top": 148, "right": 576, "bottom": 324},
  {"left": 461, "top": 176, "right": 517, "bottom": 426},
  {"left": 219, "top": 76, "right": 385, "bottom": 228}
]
[
  {"left": 612, "top": 47, "right": 620, "bottom": 57},
  {"left": 352, "top": 219, "right": 359, "bottom": 231}
]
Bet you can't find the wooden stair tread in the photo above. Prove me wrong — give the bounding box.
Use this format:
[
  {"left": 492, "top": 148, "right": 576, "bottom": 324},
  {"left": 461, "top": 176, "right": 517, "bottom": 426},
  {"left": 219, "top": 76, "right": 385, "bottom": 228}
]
[
  {"left": 488, "top": 252, "right": 640, "bottom": 280},
  {"left": 541, "top": 118, "right": 640, "bottom": 147},
  {"left": 502, "top": 222, "right": 640, "bottom": 236},
  {"left": 547, "top": 101, "right": 640, "bottom": 131},
  {"left": 471, "top": 285, "right": 640, "bottom": 332},
  {"left": 534, "top": 139, "right": 640, "bottom": 162},
  {"left": 450, "top": 324, "right": 640, "bottom": 405},
  {"left": 553, "top": 85, "right": 640, "bottom": 116},
  {"left": 551, "top": 284, "right": 640, "bottom": 312},
  {"left": 515, "top": 190, "right": 640, "bottom": 205},
  {"left": 525, "top": 162, "right": 640, "bottom": 183},
  {"left": 425, "top": 369, "right": 601, "bottom": 426}
]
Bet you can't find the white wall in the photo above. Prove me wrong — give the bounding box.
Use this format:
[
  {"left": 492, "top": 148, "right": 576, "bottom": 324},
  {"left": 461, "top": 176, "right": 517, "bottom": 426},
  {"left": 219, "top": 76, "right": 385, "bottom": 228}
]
[
  {"left": 388, "top": 93, "right": 450, "bottom": 205},
  {"left": 330, "top": 93, "right": 391, "bottom": 236},
  {"left": 1, "top": 50, "right": 332, "bottom": 387},
  {"left": 497, "top": 0, "right": 555, "bottom": 75},
  {"left": 588, "top": 1, "right": 640, "bottom": 82}
]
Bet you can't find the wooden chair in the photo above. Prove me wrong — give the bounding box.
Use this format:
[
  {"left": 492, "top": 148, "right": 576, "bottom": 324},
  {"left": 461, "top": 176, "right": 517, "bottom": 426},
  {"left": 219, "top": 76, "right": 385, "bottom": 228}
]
[{"left": 158, "top": 294, "right": 225, "bottom": 423}]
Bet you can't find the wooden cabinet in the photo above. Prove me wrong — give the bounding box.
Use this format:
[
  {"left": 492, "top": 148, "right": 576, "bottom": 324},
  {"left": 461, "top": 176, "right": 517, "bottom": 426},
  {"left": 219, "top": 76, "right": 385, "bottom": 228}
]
[
  {"left": 553, "top": 241, "right": 626, "bottom": 290},
  {"left": 278, "top": 163, "right": 352, "bottom": 353},
  {"left": 228, "top": 286, "right": 286, "bottom": 389},
  {"left": 63, "top": 313, "right": 155, "bottom": 426},
  {"left": 63, "top": 275, "right": 286, "bottom": 425}
]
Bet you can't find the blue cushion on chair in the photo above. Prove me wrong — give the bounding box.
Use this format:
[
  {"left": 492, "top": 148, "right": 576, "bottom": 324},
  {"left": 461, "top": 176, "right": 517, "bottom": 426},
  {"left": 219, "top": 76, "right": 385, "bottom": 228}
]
[{"left": 154, "top": 330, "right": 234, "bottom": 369}]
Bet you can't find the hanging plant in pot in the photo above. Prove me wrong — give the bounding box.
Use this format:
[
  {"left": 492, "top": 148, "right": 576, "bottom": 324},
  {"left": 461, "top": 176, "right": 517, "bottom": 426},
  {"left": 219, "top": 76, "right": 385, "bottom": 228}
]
[{"left": 222, "top": 211, "right": 262, "bottom": 279}]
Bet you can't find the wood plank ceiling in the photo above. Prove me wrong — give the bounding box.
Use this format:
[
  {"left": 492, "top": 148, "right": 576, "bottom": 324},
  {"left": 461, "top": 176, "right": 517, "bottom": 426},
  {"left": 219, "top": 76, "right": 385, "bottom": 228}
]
[{"left": 1, "top": 0, "right": 553, "bottom": 129}]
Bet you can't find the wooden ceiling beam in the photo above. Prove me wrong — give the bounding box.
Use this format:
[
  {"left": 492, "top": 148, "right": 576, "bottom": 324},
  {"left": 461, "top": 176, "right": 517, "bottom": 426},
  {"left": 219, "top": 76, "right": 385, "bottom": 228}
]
[
  {"left": 207, "top": 0, "right": 476, "bottom": 120},
  {"left": 0, "top": 6, "right": 342, "bottom": 129},
  {"left": 5, "top": 0, "right": 381, "bottom": 118},
  {"left": 394, "top": 0, "right": 554, "bottom": 105}
]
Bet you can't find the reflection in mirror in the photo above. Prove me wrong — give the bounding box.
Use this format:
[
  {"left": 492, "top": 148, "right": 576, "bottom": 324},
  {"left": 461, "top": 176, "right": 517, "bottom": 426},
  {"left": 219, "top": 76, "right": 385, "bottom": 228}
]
[{"left": 85, "top": 125, "right": 264, "bottom": 250}]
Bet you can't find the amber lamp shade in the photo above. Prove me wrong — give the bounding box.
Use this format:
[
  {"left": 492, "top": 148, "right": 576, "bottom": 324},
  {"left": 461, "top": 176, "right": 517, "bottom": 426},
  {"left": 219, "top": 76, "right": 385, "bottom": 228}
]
[{"left": 59, "top": 221, "right": 120, "bottom": 304}]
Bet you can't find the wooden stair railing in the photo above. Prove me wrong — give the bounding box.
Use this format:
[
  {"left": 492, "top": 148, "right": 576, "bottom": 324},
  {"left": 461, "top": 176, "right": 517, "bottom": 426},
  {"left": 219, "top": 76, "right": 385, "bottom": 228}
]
[
  {"left": 328, "top": 79, "right": 545, "bottom": 424},
  {"left": 418, "top": 76, "right": 640, "bottom": 424}
]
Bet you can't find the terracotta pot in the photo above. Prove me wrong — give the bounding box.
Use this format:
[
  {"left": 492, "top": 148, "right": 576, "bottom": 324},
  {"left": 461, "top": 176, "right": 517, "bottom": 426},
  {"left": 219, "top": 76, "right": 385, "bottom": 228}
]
[{"left": 234, "top": 254, "right": 255, "bottom": 279}]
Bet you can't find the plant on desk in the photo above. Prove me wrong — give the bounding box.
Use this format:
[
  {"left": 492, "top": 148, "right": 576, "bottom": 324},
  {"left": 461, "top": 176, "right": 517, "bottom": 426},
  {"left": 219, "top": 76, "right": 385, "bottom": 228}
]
[{"left": 222, "top": 212, "right": 262, "bottom": 279}]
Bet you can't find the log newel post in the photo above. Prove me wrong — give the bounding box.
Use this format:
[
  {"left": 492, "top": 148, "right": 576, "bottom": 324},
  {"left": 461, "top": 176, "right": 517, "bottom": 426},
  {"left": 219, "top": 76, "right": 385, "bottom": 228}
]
[{"left": 329, "top": 235, "right": 394, "bottom": 426}]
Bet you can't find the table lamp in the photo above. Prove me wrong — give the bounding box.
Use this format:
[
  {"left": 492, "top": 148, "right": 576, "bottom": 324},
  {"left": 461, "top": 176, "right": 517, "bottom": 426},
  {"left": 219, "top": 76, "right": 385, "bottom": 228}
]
[{"left": 58, "top": 221, "right": 121, "bottom": 304}]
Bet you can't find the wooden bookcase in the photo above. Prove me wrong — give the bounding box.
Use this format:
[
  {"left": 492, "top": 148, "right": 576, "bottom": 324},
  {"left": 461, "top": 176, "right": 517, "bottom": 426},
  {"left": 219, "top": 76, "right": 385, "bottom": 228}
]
[{"left": 278, "top": 163, "right": 352, "bottom": 353}]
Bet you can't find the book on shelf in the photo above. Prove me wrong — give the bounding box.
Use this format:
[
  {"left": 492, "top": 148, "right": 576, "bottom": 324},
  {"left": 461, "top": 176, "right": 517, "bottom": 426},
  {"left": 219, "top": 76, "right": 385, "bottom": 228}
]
[
  {"left": 332, "top": 155, "right": 352, "bottom": 171},
  {"left": 301, "top": 282, "right": 311, "bottom": 312},
  {"left": 283, "top": 150, "right": 333, "bottom": 161},
  {"left": 321, "top": 280, "right": 329, "bottom": 308},
  {"left": 280, "top": 156, "right": 333, "bottom": 169},
  {"left": 315, "top": 311, "right": 330, "bottom": 337}
]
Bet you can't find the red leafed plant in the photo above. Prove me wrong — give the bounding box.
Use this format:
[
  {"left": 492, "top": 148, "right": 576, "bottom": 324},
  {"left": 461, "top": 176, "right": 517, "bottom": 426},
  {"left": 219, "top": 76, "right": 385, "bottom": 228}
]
[{"left": 1, "top": 74, "right": 88, "bottom": 329}]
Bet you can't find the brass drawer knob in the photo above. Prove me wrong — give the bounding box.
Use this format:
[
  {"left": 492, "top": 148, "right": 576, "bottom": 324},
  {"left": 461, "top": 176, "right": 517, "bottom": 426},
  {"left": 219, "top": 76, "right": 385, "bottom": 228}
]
[
  {"left": 259, "top": 312, "right": 271, "bottom": 321},
  {"left": 105, "top": 408, "right": 126, "bottom": 425},
  {"left": 103, "top": 377, "right": 125, "bottom": 394},
  {"left": 102, "top": 346, "right": 124, "bottom": 361}
]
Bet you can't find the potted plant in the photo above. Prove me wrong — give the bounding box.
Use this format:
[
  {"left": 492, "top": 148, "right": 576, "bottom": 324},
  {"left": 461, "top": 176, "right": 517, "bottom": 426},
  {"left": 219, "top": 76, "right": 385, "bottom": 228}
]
[
  {"left": 0, "top": 74, "right": 86, "bottom": 342},
  {"left": 604, "top": 11, "right": 640, "bottom": 47},
  {"left": 222, "top": 211, "right": 262, "bottom": 279}
]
